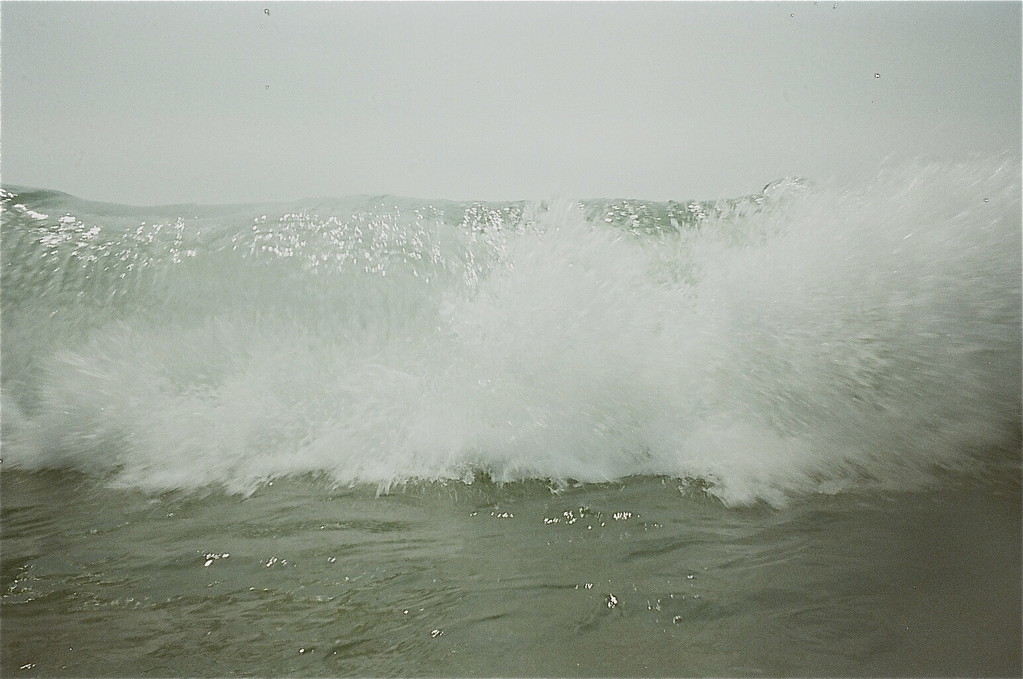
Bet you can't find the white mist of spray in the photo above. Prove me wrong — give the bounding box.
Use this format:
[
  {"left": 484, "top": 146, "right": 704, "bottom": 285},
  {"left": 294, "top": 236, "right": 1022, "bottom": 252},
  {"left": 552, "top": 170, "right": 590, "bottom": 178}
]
[{"left": 2, "top": 159, "right": 1019, "bottom": 505}]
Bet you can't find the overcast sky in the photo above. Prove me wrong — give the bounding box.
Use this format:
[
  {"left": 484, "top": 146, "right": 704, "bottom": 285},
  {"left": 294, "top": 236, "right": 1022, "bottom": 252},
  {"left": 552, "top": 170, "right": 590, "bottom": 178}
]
[{"left": 1, "top": 1, "right": 1020, "bottom": 205}]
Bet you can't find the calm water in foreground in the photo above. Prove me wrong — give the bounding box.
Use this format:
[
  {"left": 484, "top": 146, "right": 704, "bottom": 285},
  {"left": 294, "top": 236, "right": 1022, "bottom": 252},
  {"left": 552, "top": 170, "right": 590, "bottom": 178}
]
[{"left": 2, "top": 472, "right": 1020, "bottom": 677}]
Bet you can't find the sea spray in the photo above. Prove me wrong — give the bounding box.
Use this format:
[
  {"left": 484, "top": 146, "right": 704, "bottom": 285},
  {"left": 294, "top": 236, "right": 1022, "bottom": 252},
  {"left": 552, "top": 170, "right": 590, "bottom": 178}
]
[{"left": 2, "top": 158, "right": 1019, "bottom": 504}]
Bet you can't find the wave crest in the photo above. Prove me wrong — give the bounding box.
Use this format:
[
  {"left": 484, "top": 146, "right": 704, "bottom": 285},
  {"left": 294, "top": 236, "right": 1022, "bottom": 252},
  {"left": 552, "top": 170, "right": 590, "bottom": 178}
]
[{"left": 2, "top": 159, "right": 1020, "bottom": 505}]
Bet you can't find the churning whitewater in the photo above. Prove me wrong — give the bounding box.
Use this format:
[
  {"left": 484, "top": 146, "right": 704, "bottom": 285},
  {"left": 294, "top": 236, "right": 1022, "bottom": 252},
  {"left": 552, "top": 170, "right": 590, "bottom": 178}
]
[{"left": 1, "top": 158, "right": 1020, "bottom": 505}]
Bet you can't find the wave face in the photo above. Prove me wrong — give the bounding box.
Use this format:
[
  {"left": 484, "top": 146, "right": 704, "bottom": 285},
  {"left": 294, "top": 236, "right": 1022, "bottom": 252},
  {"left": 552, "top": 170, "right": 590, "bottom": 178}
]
[{"left": 2, "top": 159, "right": 1020, "bottom": 505}]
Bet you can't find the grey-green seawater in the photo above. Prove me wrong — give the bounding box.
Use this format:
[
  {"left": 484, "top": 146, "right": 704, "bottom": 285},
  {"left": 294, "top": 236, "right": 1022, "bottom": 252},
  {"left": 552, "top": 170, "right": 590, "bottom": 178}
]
[
  {"left": 2, "top": 157, "right": 1021, "bottom": 676},
  {"left": 2, "top": 473, "right": 1020, "bottom": 676}
]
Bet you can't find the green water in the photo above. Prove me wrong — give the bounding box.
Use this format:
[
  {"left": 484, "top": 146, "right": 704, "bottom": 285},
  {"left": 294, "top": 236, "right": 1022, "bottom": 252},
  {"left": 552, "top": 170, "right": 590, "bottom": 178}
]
[{"left": 2, "top": 471, "right": 1019, "bottom": 677}]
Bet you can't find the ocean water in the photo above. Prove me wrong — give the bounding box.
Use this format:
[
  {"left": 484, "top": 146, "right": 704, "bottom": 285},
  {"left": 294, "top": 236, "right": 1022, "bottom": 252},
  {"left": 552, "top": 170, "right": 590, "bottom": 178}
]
[{"left": 1, "top": 158, "right": 1020, "bottom": 676}]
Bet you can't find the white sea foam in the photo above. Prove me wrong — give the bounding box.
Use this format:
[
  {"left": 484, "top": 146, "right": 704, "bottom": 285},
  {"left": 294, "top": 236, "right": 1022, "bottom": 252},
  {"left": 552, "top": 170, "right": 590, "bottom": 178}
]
[{"left": 2, "top": 158, "right": 1019, "bottom": 504}]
